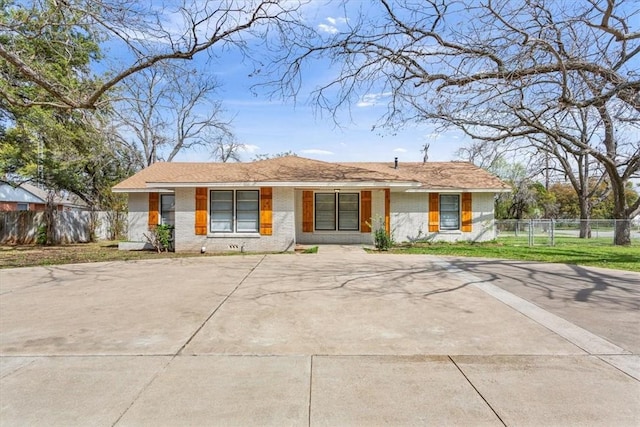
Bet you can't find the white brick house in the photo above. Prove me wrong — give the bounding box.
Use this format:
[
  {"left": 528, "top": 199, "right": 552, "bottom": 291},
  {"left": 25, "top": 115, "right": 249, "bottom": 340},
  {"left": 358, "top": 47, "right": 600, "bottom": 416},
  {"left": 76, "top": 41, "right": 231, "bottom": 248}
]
[{"left": 112, "top": 156, "right": 509, "bottom": 252}]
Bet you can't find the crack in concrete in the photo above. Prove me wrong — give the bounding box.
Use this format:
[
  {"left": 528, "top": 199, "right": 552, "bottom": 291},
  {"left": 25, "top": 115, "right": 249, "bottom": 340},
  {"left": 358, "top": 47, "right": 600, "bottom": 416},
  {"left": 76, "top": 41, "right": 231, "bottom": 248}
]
[
  {"left": 308, "top": 355, "right": 314, "bottom": 427},
  {"left": 110, "top": 255, "right": 267, "bottom": 426},
  {"left": 176, "top": 254, "right": 266, "bottom": 356},
  {"left": 448, "top": 355, "right": 507, "bottom": 427}
]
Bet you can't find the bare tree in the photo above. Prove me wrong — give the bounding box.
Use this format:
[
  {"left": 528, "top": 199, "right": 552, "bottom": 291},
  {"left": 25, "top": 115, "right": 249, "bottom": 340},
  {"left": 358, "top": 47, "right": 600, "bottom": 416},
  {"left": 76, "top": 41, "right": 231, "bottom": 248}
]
[
  {"left": 420, "top": 142, "right": 429, "bottom": 163},
  {"left": 113, "top": 64, "right": 234, "bottom": 168},
  {"left": 280, "top": 0, "right": 640, "bottom": 245},
  {"left": 459, "top": 108, "right": 611, "bottom": 238},
  {"left": 211, "top": 136, "right": 245, "bottom": 162},
  {"left": 252, "top": 150, "right": 297, "bottom": 161},
  {"left": 1, "top": 0, "right": 310, "bottom": 110},
  {"left": 529, "top": 108, "right": 611, "bottom": 237}
]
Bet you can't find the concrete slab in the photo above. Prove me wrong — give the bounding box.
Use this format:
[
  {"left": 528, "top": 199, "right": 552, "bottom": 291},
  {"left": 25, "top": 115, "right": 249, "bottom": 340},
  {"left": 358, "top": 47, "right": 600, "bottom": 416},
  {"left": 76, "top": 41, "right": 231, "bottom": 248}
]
[
  {"left": 0, "top": 256, "right": 263, "bottom": 355},
  {"left": 316, "top": 244, "right": 368, "bottom": 254},
  {"left": 453, "top": 355, "right": 640, "bottom": 426},
  {"left": 429, "top": 256, "right": 630, "bottom": 355},
  {"left": 116, "top": 355, "right": 310, "bottom": 426},
  {"left": 310, "top": 355, "right": 501, "bottom": 426},
  {"left": 0, "top": 356, "right": 169, "bottom": 426},
  {"left": 448, "top": 258, "right": 640, "bottom": 353},
  {"left": 1, "top": 252, "right": 638, "bottom": 426},
  {"left": 185, "top": 254, "right": 583, "bottom": 355},
  {"left": 599, "top": 354, "right": 640, "bottom": 381}
]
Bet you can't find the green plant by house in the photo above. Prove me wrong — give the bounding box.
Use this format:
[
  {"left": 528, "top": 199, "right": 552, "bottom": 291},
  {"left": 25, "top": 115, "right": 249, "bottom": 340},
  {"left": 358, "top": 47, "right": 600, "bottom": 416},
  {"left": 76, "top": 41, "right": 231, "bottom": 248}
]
[
  {"left": 374, "top": 227, "right": 392, "bottom": 251},
  {"left": 367, "top": 216, "right": 392, "bottom": 251},
  {"left": 143, "top": 224, "right": 174, "bottom": 253}
]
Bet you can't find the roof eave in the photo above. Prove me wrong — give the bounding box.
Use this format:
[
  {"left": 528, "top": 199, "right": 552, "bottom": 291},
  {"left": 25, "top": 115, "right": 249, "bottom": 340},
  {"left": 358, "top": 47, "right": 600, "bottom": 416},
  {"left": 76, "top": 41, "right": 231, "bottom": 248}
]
[
  {"left": 143, "top": 181, "right": 421, "bottom": 188},
  {"left": 112, "top": 188, "right": 174, "bottom": 193},
  {"left": 406, "top": 188, "right": 511, "bottom": 193}
]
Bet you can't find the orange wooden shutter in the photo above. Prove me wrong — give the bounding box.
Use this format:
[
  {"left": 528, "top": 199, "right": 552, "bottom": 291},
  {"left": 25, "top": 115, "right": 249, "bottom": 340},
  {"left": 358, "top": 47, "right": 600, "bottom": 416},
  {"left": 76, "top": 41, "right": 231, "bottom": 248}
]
[
  {"left": 195, "top": 187, "right": 207, "bottom": 235},
  {"left": 302, "top": 190, "right": 313, "bottom": 232},
  {"left": 360, "top": 190, "right": 372, "bottom": 232},
  {"left": 461, "top": 192, "right": 473, "bottom": 232},
  {"left": 428, "top": 193, "right": 439, "bottom": 232},
  {"left": 148, "top": 193, "right": 159, "bottom": 229},
  {"left": 260, "top": 187, "right": 273, "bottom": 235},
  {"left": 384, "top": 189, "right": 391, "bottom": 234}
]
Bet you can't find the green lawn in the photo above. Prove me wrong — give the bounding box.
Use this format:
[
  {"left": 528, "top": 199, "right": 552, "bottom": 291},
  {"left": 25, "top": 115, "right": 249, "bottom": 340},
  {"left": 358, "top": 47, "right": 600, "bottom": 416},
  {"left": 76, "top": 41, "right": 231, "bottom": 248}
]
[
  {"left": 389, "top": 239, "right": 640, "bottom": 272},
  {"left": 2, "top": 239, "right": 638, "bottom": 272}
]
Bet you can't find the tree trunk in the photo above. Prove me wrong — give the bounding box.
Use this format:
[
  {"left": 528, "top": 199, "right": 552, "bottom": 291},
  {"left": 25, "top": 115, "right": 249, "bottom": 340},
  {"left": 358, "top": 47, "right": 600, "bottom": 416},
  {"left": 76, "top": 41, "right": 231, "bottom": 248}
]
[
  {"left": 612, "top": 182, "right": 631, "bottom": 245},
  {"left": 44, "top": 191, "right": 57, "bottom": 245},
  {"left": 608, "top": 167, "right": 632, "bottom": 246},
  {"left": 579, "top": 219, "right": 591, "bottom": 239},
  {"left": 614, "top": 219, "right": 631, "bottom": 246},
  {"left": 578, "top": 196, "right": 591, "bottom": 239}
]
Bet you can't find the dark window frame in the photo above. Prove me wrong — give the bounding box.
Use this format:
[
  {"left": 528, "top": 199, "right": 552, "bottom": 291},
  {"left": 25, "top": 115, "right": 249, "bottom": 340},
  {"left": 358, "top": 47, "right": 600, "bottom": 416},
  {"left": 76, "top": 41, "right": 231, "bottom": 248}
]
[
  {"left": 439, "top": 194, "right": 460, "bottom": 231},
  {"left": 314, "top": 192, "right": 360, "bottom": 231},
  {"left": 160, "top": 194, "right": 175, "bottom": 226},
  {"left": 209, "top": 189, "right": 260, "bottom": 234}
]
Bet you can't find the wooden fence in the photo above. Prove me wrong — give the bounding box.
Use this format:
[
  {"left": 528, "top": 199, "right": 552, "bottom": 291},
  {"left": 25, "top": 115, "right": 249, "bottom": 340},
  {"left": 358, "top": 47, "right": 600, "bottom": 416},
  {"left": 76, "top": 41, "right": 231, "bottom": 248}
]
[{"left": 0, "top": 211, "right": 125, "bottom": 244}]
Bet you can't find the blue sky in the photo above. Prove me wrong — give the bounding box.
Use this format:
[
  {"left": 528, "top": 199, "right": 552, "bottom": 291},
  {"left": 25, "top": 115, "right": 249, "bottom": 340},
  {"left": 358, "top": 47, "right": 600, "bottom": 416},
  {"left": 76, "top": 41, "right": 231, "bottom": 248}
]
[
  {"left": 162, "top": 3, "right": 469, "bottom": 163},
  {"left": 198, "top": 82, "right": 468, "bottom": 164},
  {"left": 171, "top": 63, "right": 468, "bottom": 164}
]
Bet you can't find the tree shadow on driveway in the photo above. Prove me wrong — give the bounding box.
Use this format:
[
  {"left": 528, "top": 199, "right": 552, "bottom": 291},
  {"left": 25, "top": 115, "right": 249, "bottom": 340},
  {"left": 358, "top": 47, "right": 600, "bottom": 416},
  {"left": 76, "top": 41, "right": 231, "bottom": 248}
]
[{"left": 446, "top": 257, "right": 640, "bottom": 352}]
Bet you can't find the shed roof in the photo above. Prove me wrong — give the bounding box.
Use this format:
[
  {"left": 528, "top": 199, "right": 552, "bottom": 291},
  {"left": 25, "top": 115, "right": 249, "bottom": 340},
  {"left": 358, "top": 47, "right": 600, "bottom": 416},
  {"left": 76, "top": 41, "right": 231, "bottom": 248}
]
[{"left": 0, "top": 182, "right": 88, "bottom": 207}]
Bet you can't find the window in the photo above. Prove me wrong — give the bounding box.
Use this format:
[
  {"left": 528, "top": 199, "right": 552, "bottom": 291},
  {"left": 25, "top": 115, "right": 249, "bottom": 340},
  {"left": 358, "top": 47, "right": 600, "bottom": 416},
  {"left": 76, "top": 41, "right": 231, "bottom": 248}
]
[
  {"left": 236, "top": 190, "right": 259, "bottom": 232},
  {"left": 16, "top": 203, "right": 28, "bottom": 211},
  {"left": 210, "top": 190, "right": 259, "bottom": 233},
  {"left": 440, "top": 194, "right": 460, "bottom": 230},
  {"left": 315, "top": 193, "right": 336, "bottom": 230},
  {"left": 160, "top": 194, "right": 175, "bottom": 226},
  {"left": 338, "top": 193, "right": 359, "bottom": 230},
  {"left": 314, "top": 193, "right": 359, "bottom": 231}
]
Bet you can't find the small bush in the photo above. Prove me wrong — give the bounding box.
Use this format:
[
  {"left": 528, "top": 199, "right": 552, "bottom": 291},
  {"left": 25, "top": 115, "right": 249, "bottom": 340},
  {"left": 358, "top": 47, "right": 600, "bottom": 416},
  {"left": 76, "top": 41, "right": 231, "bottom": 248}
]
[
  {"left": 366, "top": 216, "right": 394, "bottom": 251},
  {"left": 36, "top": 224, "right": 47, "bottom": 245},
  {"left": 373, "top": 227, "right": 392, "bottom": 251},
  {"left": 143, "top": 224, "right": 174, "bottom": 253}
]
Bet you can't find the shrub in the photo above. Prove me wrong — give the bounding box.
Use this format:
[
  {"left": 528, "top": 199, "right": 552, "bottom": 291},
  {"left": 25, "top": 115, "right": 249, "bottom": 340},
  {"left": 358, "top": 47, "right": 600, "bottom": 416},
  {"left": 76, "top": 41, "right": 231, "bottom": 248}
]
[
  {"left": 36, "top": 224, "right": 47, "bottom": 245},
  {"left": 143, "top": 224, "right": 174, "bottom": 253},
  {"left": 367, "top": 216, "right": 392, "bottom": 251},
  {"left": 374, "top": 227, "right": 392, "bottom": 251}
]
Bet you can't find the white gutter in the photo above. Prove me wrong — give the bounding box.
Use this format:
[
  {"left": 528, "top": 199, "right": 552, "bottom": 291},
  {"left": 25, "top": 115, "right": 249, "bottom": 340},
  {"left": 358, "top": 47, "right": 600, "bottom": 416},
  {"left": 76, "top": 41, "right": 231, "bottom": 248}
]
[
  {"left": 112, "top": 188, "right": 174, "bottom": 193},
  {"left": 142, "top": 181, "right": 422, "bottom": 189},
  {"left": 114, "top": 184, "right": 510, "bottom": 193},
  {"left": 405, "top": 188, "right": 511, "bottom": 193}
]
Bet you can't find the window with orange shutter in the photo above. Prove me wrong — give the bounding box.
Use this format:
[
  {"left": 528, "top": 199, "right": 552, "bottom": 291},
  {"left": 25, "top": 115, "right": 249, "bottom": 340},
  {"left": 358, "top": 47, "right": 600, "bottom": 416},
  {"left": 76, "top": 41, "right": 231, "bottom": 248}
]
[{"left": 208, "top": 190, "right": 260, "bottom": 233}]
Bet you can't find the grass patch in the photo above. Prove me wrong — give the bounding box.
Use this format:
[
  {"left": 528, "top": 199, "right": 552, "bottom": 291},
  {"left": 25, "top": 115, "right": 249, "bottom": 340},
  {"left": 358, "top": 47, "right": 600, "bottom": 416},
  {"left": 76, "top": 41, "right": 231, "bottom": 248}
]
[
  {"left": 0, "top": 241, "right": 276, "bottom": 269},
  {"left": 302, "top": 246, "right": 319, "bottom": 254},
  {"left": 388, "top": 240, "right": 640, "bottom": 272}
]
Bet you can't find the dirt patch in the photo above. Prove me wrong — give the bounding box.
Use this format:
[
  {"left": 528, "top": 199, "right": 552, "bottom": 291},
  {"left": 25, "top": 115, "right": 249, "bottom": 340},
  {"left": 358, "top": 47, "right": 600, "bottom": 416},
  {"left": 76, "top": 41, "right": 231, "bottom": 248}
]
[{"left": 0, "top": 242, "right": 200, "bottom": 269}]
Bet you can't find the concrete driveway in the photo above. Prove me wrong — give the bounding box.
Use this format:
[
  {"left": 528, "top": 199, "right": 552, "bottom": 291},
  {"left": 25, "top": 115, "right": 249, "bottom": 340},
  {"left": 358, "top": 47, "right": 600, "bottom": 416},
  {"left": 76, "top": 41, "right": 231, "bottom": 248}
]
[{"left": 1, "top": 248, "right": 639, "bottom": 426}]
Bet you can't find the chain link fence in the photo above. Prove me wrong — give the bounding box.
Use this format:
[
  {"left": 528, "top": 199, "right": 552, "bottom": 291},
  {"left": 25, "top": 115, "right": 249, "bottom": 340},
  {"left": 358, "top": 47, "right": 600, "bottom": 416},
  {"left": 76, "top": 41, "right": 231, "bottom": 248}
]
[{"left": 495, "top": 219, "right": 640, "bottom": 246}]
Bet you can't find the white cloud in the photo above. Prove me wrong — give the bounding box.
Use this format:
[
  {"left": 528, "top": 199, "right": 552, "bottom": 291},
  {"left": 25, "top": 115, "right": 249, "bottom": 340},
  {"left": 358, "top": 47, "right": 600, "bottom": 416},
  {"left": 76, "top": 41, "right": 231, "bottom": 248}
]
[
  {"left": 318, "top": 23, "right": 339, "bottom": 34},
  {"left": 393, "top": 148, "right": 408, "bottom": 153},
  {"left": 301, "top": 149, "right": 334, "bottom": 155},
  {"left": 240, "top": 144, "right": 260, "bottom": 153},
  {"left": 356, "top": 92, "right": 392, "bottom": 107},
  {"left": 318, "top": 16, "right": 348, "bottom": 34}
]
